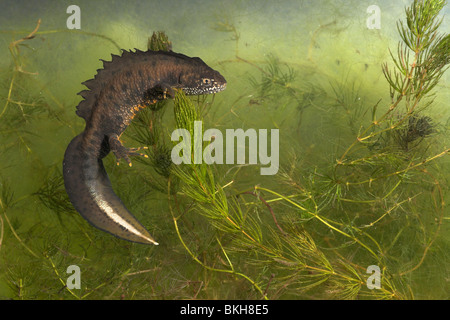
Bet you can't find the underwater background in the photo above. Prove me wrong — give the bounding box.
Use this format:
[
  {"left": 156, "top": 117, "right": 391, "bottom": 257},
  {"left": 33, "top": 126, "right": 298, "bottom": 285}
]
[{"left": 0, "top": 0, "right": 448, "bottom": 299}]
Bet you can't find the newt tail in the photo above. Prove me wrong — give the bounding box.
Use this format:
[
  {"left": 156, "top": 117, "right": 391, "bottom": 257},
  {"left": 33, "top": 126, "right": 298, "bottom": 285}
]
[
  {"left": 63, "top": 49, "right": 226, "bottom": 245},
  {"left": 63, "top": 134, "right": 159, "bottom": 244}
]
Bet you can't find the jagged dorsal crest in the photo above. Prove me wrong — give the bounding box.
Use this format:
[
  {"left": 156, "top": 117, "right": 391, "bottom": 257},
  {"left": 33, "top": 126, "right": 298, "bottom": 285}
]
[{"left": 75, "top": 49, "right": 205, "bottom": 120}]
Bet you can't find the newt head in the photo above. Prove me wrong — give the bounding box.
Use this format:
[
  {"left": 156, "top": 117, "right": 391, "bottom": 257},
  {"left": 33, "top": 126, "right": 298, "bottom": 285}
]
[{"left": 177, "top": 57, "right": 227, "bottom": 95}]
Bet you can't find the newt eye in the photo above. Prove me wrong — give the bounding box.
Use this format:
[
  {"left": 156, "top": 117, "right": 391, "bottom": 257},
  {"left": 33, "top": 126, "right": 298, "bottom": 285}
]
[{"left": 202, "top": 78, "right": 212, "bottom": 85}]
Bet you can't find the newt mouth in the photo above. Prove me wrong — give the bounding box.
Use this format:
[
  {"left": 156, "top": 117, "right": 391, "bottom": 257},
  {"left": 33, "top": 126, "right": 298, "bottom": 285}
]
[{"left": 184, "top": 83, "right": 227, "bottom": 95}]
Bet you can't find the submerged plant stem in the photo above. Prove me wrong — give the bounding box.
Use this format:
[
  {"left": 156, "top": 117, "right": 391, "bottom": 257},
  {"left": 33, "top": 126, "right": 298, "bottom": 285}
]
[
  {"left": 169, "top": 190, "right": 268, "bottom": 300},
  {"left": 1, "top": 210, "right": 39, "bottom": 259},
  {"left": 255, "top": 186, "right": 383, "bottom": 264}
]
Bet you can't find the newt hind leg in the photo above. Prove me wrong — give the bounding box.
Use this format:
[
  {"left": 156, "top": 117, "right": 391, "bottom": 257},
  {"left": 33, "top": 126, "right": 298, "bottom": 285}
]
[{"left": 109, "top": 133, "right": 148, "bottom": 166}]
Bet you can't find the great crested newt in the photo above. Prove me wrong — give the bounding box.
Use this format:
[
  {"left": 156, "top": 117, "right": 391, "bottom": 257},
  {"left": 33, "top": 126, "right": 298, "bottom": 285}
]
[{"left": 63, "top": 49, "right": 226, "bottom": 245}]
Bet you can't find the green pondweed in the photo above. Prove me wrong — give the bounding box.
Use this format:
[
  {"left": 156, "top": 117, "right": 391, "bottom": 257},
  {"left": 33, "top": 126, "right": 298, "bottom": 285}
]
[
  {"left": 168, "top": 90, "right": 405, "bottom": 299},
  {"left": 166, "top": 0, "right": 449, "bottom": 299}
]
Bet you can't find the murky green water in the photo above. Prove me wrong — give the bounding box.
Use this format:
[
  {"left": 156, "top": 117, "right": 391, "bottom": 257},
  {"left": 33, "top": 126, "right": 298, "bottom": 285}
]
[{"left": 0, "top": 0, "right": 448, "bottom": 300}]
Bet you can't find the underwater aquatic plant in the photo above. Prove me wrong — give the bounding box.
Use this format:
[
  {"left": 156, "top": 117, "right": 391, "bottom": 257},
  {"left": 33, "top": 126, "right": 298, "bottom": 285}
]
[
  {"left": 391, "top": 114, "right": 435, "bottom": 151},
  {"left": 168, "top": 0, "right": 449, "bottom": 300},
  {"left": 383, "top": 0, "right": 449, "bottom": 102},
  {"left": 326, "top": 0, "right": 449, "bottom": 294},
  {"left": 147, "top": 31, "right": 172, "bottom": 52},
  {"left": 168, "top": 87, "right": 405, "bottom": 299},
  {"left": 404, "top": 115, "right": 434, "bottom": 142},
  {"left": 150, "top": 145, "right": 173, "bottom": 178}
]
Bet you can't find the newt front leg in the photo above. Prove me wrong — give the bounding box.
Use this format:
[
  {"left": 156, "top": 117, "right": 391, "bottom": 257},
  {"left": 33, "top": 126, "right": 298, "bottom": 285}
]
[
  {"left": 108, "top": 133, "right": 148, "bottom": 166},
  {"left": 143, "top": 83, "right": 176, "bottom": 103}
]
